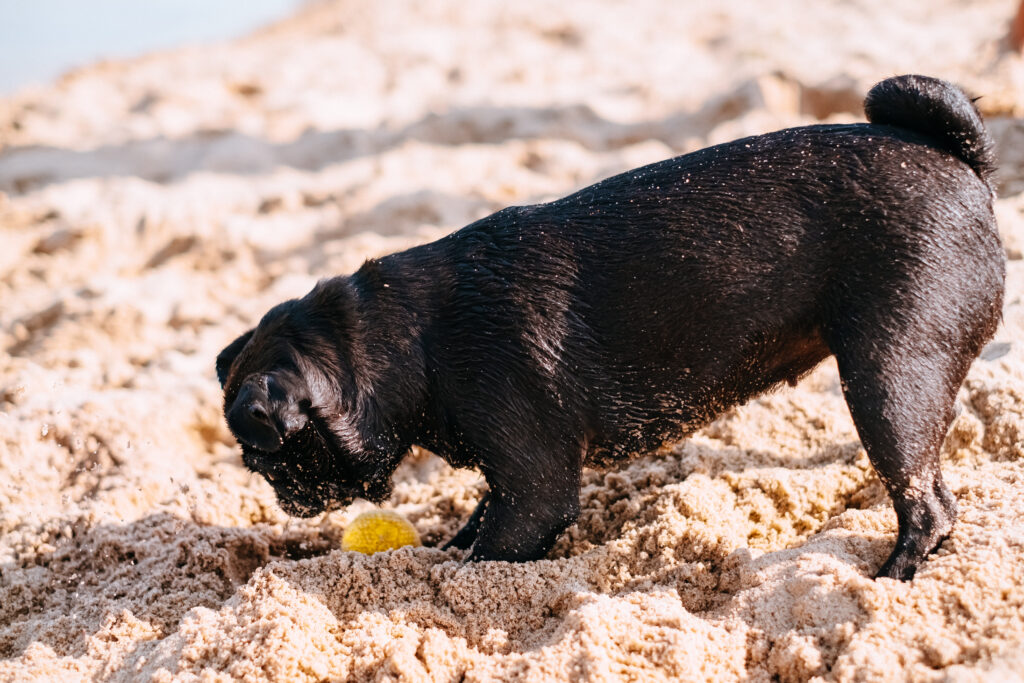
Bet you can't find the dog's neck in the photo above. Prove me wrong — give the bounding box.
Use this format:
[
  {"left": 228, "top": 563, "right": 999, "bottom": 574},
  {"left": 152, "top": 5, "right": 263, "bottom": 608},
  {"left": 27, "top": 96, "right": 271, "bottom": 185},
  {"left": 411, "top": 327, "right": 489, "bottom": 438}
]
[{"left": 311, "top": 259, "right": 435, "bottom": 462}]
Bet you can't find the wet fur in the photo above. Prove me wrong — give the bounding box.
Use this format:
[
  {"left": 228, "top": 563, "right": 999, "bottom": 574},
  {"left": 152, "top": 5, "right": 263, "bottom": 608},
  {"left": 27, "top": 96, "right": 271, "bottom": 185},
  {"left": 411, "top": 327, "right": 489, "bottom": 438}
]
[{"left": 219, "top": 75, "right": 1004, "bottom": 580}]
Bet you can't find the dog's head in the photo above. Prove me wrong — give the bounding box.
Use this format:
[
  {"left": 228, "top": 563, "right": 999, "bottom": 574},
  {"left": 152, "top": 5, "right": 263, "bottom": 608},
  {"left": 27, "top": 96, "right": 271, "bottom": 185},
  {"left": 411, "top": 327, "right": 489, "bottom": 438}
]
[{"left": 216, "top": 284, "right": 402, "bottom": 517}]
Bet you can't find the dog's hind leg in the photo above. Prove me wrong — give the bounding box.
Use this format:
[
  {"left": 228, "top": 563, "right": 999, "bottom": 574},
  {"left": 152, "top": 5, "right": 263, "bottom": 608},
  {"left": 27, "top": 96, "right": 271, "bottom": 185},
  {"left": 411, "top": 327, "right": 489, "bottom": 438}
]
[
  {"left": 824, "top": 294, "right": 992, "bottom": 580},
  {"left": 834, "top": 345, "right": 959, "bottom": 581}
]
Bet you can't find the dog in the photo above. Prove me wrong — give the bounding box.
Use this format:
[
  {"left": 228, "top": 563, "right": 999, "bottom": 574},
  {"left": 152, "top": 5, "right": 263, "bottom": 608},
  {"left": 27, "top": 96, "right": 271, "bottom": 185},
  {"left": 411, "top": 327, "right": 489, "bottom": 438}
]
[{"left": 217, "top": 75, "right": 1004, "bottom": 580}]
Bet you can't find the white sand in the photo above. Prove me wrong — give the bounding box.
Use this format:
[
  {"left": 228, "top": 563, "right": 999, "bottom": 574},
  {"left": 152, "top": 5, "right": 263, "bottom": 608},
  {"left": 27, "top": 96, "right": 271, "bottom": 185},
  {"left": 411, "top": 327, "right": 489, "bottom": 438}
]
[{"left": 2, "top": 1, "right": 1024, "bottom": 680}]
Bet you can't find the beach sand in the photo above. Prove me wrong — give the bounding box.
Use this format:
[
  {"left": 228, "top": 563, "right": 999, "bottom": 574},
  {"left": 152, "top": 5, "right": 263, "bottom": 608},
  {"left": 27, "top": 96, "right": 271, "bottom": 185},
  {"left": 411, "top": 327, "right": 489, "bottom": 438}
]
[{"left": 2, "top": 1, "right": 1024, "bottom": 680}]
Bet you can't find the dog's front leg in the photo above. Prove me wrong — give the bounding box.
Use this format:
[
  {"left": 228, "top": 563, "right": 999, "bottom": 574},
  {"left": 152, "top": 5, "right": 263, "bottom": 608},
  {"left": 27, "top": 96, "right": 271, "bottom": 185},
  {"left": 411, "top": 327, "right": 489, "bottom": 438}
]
[
  {"left": 467, "top": 456, "right": 581, "bottom": 562},
  {"left": 443, "top": 491, "right": 490, "bottom": 550}
]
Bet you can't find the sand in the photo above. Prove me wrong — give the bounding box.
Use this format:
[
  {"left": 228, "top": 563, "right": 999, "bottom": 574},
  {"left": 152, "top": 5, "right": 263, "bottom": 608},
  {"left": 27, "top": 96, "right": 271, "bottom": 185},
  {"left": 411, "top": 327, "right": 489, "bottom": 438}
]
[{"left": 2, "top": 1, "right": 1024, "bottom": 680}]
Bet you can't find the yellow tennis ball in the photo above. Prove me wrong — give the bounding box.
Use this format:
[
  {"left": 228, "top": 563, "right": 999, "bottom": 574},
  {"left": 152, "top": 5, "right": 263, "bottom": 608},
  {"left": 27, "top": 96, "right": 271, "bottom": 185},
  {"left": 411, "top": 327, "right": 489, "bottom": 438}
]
[{"left": 341, "top": 510, "right": 421, "bottom": 554}]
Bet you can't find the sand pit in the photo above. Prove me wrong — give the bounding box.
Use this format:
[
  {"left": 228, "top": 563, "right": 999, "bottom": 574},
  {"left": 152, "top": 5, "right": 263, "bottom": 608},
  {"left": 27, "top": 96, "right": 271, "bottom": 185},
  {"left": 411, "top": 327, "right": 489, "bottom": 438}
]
[{"left": 2, "top": 1, "right": 1024, "bottom": 680}]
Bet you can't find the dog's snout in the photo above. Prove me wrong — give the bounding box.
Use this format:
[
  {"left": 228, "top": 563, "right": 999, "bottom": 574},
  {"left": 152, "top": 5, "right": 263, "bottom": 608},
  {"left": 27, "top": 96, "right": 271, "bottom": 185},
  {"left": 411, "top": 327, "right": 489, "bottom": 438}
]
[
  {"left": 228, "top": 380, "right": 284, "bottom": 452},
  {"left": 227, "top": 374, "right": 313, "bottom": 453}
]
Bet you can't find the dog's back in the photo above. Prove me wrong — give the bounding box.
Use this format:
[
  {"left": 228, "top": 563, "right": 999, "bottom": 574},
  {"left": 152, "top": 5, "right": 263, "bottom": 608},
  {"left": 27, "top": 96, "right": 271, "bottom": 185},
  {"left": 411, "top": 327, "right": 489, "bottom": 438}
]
[
  {"left": 428, "top": 77, "right": 1001, "bottom": 464},
  {"left": 403, "top": 76, "right": 1004, "bottom": 576}
]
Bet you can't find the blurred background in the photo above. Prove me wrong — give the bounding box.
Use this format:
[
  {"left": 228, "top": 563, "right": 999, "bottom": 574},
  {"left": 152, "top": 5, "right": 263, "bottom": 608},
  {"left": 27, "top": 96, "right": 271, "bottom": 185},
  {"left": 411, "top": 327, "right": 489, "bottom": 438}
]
[
  {"left": 1, "top": 2, "right": 1024, "bottom": 680},
  {"left": 0, "top": 0, "right": 304, "bottom": 95}
]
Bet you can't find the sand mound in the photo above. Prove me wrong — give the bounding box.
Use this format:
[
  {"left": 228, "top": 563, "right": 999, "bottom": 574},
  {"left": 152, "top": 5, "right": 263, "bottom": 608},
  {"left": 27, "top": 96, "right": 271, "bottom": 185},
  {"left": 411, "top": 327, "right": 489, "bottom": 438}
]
[{"left": 2, "top": 1, "right": 1024, "bottom": 680}]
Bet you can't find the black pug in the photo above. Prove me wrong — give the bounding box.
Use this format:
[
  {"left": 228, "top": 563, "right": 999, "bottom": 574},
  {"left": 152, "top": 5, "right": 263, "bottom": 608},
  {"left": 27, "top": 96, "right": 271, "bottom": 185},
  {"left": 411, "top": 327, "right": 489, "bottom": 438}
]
[{"left": 217, "top": 74, "right": 1004, "bottom": 580}]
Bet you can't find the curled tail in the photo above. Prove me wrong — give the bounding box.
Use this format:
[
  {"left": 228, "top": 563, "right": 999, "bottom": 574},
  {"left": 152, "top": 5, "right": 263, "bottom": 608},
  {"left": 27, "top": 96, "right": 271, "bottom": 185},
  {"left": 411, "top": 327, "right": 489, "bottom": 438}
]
[{"left": 864, "top": 74, "right": 996, "bottom": 189}]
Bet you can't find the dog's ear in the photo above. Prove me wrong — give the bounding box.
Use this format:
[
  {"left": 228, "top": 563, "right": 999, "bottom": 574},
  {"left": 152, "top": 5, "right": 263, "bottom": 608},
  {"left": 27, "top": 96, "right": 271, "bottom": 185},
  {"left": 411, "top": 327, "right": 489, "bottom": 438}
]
[{"left": 216, "top": 329, "right": 255, "bottom": 388}]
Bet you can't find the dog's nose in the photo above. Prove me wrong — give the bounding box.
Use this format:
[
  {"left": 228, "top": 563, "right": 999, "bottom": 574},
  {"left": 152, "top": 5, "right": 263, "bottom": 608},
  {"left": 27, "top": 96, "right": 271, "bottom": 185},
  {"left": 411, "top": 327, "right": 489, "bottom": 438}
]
[
  {"left": 227, "top": 382, "right": 284, "bottom": 452},
  {"left": 248, "top": 402, "right": 270, "bottom": 424}
]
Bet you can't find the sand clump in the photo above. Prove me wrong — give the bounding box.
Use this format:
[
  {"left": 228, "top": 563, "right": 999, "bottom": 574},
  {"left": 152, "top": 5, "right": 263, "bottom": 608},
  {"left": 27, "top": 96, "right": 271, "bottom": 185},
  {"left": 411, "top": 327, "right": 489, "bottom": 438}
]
[{"left": 2, "top": 1, "right": 1024, "bottom": 681}]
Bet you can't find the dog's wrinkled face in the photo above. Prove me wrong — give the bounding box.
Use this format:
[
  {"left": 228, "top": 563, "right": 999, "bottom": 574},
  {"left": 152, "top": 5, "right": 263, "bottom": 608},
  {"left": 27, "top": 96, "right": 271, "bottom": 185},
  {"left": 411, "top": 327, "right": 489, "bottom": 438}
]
[{"left": 216, "top": 299, "right": 392, "bottom": 517}]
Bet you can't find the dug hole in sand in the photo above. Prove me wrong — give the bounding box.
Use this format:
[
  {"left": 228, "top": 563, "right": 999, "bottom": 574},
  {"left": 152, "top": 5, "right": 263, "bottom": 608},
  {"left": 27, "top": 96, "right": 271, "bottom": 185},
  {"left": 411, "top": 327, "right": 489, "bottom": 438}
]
[{"left": 2, "top": 1, "right": 1024, "bottom": 681}]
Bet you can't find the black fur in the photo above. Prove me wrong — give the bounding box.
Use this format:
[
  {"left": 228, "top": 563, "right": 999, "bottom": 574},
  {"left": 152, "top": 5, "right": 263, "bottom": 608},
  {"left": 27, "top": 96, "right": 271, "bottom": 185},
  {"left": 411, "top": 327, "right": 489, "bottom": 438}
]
[{"left": 218, "top": 75, "right": 1004, "bottom": 580}]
